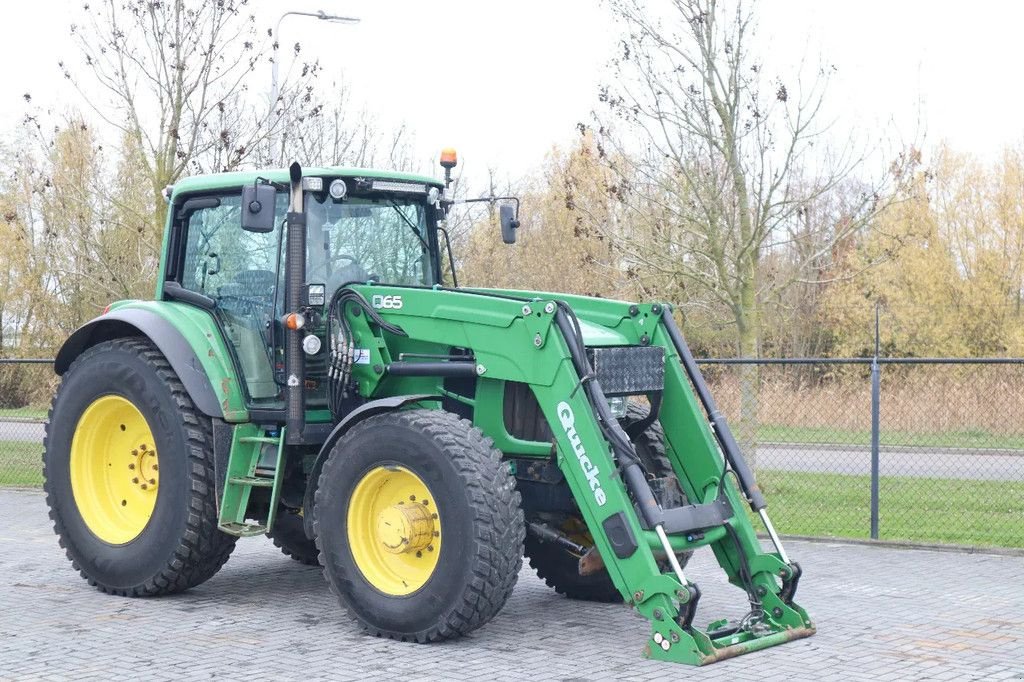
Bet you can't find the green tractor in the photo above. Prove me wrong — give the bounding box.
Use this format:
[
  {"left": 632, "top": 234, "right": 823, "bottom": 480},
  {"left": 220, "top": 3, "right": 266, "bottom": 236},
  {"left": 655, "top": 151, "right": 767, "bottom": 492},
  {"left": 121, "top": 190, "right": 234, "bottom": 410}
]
[{"left": 43, "top": 152, "right": 813, "bottom": 665}]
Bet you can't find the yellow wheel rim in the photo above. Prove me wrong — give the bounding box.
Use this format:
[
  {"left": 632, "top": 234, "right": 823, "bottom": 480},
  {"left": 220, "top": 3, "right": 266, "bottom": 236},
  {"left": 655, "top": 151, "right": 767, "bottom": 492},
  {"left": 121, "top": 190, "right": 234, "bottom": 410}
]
[
  {"left": 347, "top": 465, "right": 441, "bottom": 596},
  {"left": 69, "top": 395, "right": 160, "bottom": 545}
]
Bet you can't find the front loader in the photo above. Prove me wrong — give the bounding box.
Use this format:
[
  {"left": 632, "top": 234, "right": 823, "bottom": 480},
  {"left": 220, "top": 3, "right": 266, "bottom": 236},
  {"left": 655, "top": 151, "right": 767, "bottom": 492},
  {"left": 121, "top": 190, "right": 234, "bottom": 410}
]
[{"left": 43, "top": 153, "right": 813, "bottom": 665}]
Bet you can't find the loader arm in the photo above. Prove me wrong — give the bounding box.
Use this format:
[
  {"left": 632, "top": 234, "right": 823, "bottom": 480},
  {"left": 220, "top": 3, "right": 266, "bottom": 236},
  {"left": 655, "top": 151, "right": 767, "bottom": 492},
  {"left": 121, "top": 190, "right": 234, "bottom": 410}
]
[{"left": 340, "top": 284, "right": 814, "bottom": 664}]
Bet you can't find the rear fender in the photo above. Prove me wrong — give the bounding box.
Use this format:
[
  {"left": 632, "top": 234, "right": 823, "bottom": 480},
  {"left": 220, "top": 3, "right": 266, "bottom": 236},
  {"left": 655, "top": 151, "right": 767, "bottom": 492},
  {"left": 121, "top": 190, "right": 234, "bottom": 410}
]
[{"left": 54, "top": 304, "right": 248, "bottom": 421}]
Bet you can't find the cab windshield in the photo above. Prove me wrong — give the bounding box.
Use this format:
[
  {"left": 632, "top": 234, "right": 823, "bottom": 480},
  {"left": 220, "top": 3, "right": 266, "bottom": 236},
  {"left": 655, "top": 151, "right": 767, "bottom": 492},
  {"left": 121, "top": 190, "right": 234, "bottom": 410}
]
[{"left": 306, "top": 195, "right": 436, "bottom": 292}]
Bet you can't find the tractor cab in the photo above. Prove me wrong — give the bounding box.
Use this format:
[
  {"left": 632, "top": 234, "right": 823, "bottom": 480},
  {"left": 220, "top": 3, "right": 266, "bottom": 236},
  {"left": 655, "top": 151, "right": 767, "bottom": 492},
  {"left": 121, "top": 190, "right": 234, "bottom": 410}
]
[{"left": 162, "top": 167, "right": 449, "bottom": 413}]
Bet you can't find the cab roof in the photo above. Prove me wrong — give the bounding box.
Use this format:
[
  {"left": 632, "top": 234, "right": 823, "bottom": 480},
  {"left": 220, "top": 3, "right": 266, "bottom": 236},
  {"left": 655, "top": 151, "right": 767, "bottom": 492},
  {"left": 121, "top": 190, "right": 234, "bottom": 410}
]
[{"left": 170, "top": 166, "right": 443, "bottom": 200}]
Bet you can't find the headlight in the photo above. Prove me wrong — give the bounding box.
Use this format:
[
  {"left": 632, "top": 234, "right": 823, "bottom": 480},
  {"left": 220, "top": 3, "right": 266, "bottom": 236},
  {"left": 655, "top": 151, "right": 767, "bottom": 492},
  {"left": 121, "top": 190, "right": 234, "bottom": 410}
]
[
  {"left": 329, "top": 179, "right": 347, "bottom": 200},
  {"left": 607, "top": 396, "right": 629, "bottom": 419}
]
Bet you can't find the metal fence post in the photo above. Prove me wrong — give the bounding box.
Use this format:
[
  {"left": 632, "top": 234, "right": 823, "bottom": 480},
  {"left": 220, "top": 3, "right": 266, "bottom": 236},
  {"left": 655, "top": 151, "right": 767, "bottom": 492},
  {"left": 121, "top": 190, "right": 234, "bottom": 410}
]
[
  {"left": 870, "top": 358, "right": 881, "bottom": 539},
  {"left": 870, "top": 305, "right": 881, "bottom": 540}
]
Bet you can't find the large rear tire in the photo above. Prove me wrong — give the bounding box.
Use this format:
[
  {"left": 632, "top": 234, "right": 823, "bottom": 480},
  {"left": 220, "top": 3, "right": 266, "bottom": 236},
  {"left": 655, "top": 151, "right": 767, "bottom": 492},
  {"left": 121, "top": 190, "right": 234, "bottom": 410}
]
[
  {"left": 526, "top": 403, "right": 691, "bottom": 602},
  {"left": 43, "top": 338, "right": 236, "bottom": 596},
  {"left": 313, "top": 409, "right": 525, "bottom": 642}
]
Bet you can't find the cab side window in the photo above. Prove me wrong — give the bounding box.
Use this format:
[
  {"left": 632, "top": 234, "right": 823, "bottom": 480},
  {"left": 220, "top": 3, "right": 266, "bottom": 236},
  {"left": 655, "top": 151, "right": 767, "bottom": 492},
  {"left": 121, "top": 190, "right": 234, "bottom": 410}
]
[{"left": 178, "top": 193, "right": 288, "bottom": 404}]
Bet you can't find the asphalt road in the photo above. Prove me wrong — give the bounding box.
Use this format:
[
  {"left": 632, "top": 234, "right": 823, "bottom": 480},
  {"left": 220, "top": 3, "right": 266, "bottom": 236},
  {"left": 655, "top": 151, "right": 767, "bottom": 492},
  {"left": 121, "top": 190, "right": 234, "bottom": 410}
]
[
  {"left": 756, "top": 443, "right": 1024, "bottom": 481},
  {"left": 0, "top": 419, "right": 44, "bottom": 442},
  {"left": 2, "top": 419, "right": 1021, "bottom": 481}
]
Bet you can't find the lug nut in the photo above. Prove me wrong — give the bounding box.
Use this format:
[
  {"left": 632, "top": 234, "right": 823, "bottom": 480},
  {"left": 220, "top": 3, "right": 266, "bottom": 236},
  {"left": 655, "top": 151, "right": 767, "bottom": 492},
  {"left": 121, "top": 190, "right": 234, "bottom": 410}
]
[
  {"left": 132, "top": 450, "right": 139, "bottom": 457},
  {"left": 132, "top": 477, "right": 139, "bottom": 484},
  {"left": 415, "top": 551, "right": 422, "bottom": 558},
  {"left": 522, "top": 304, "right": 532, "bottom": 316},
  {"left": 141, "top": 483, "right": 148, "bottom": 490},
  {"left": 128, "top": 463, "right": 135, "bottom": 470},
  {"left": 427, "top": 545, "right": 434, "bottom": 552},
  {"left": 149, "top": 479, "right": 156, "bottom": 485},
  {"left": 152, "top": 464, "right": 158, "bottom": 471},
  {"left": 544, "top": 302, "right": 555, "bottom": 314}
]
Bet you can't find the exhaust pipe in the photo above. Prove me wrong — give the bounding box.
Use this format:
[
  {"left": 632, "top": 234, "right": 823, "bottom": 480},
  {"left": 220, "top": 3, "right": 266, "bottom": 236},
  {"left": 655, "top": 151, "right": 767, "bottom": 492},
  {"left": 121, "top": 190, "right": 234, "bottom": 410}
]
[{"left": 285, "top": 162, "right": 306, "bottom": 444}]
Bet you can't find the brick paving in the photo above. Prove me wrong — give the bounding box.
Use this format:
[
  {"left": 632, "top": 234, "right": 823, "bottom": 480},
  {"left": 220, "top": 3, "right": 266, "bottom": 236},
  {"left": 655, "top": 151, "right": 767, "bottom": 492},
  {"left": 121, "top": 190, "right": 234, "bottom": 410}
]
[{"left": 0, "top": 489, "right": 1021, "bottom": 681}]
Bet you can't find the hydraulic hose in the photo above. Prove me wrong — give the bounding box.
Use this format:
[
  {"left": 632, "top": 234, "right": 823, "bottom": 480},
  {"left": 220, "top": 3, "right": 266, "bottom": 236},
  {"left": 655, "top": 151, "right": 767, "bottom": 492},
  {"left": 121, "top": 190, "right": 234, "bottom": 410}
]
[{"left": 660, "top": 311, "right": 767, "bottom": 511}]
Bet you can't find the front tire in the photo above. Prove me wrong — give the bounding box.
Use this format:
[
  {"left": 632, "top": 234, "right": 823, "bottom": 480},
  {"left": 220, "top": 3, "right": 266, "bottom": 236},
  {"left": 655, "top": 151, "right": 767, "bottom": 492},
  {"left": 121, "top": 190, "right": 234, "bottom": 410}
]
[
  {"left": 43, "top": 338, "right": 236, "bottom": 596},
  {"left": 313, "top": 409, "right": 525, "bottom": 642}
]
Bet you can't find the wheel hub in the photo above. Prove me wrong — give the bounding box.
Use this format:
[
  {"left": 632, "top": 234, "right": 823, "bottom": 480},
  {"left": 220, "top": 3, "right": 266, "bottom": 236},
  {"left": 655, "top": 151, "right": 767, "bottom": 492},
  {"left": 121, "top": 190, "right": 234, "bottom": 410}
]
[
  {"left": 376, "top": 502, "right": 434, "bottom": 554},
  {"left": 131, "top": 443, "right": 159, "bottom": 491}
]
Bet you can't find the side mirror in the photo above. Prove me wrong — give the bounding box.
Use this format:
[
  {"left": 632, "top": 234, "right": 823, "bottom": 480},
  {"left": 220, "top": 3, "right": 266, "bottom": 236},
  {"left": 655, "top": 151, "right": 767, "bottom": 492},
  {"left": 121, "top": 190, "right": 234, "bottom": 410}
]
[
  {"left": 241, "top": 183, "right": 277, "bottom": 233},
  {"left": 499, "top": 204, "right": 520, "bottom": 244}
]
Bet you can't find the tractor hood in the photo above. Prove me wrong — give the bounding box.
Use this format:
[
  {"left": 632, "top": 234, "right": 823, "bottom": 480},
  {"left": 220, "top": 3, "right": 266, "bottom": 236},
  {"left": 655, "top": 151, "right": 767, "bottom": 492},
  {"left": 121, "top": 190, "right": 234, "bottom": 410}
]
[
  {"left": 462, "top": 287, "right": 639, "bottom": 347},
  {"left": 575, "top": 318, "right": 632, "bottom": 346}
]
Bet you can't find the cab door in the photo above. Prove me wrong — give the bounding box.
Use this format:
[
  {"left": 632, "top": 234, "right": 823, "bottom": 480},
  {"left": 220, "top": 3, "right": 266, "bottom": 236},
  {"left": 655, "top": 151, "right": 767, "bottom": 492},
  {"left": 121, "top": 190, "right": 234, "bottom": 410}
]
[{"left": 172, "top": 192, "right": 289, "bottom": 407}]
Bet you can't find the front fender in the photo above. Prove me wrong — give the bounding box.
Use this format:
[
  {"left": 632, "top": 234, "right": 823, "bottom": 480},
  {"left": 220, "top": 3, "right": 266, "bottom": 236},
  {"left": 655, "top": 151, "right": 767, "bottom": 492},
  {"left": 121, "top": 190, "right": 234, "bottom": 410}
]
[
  {"left": 54, "top": 302, "right": 249, "bottom": 421},
  {"left": 302, "top": 394, "right": 438, "bottom": 537}
]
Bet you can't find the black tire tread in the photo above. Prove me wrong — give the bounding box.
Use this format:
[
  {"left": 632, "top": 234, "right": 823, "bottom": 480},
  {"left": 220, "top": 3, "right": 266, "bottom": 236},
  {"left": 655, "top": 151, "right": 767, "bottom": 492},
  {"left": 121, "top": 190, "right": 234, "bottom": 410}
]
[
  {"left": 268, "top": 512, "right": 319, "bottom": 566},
  {"left": 313, "top": 409, "right": 525, "bottom": 642},
  {"left": 43, "top": 337, "right": 236, "bottom": 597},
  {"left": 526, "top": 402, "right": 688, "bottom": 602},
  {"left": 525, "top": 534, "right": 621, "bottom": 602}
]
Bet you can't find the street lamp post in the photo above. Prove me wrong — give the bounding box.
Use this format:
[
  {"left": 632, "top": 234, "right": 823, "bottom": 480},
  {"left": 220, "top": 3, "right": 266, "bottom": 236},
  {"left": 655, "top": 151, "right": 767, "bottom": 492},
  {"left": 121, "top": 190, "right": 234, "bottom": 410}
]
[{"left": 270, "top": 10, "right": 360, "bottom": 165}]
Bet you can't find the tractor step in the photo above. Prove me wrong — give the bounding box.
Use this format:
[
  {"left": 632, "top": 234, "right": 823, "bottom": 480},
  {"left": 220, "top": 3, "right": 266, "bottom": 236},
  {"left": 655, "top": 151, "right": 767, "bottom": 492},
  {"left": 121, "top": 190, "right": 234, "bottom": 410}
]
[
  {"left": 238, "top": 436, "right": 281, "bottom": 445},
  {"left": 217, "top": 425, "right": 287, "bottom": 537},
  {"left": 227, "top": 476, "right": 275, "bottom": 487},
  {"left": 218, "top": 521, "right": 268, "bottom": 537}
]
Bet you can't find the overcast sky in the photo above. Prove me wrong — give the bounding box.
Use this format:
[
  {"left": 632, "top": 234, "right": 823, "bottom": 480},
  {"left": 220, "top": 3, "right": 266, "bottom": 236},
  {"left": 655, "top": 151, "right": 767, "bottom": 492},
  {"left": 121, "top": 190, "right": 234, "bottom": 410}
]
[{"left": 2, "top": 1, "right": 1021, "bottom": 184}]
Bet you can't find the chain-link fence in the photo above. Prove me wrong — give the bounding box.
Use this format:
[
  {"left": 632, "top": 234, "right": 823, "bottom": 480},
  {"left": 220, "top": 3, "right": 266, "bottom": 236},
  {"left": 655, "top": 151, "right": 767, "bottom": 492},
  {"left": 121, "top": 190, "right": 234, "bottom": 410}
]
[
  {"left": 704, "top": 358, "right": 1024, "bottom": 549},
  {"left": 2, "top": 356, "right": 1022, "bottom": 549},
  {"left": 0, "top": 359, "right": 54, "bottom": 488}
]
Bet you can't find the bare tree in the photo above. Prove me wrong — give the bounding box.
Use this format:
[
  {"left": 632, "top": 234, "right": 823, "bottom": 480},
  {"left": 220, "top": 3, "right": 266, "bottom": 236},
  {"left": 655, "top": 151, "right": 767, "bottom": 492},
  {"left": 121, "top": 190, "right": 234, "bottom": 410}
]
[
  {"left": 593, "top": 0, "right": 911, "bottom": 464},
  {"left": 286, "top": 80, "right": 421, "bottom": 172},
  {"left": 61, "top": 0, "right": 321, "bottom": 230}
]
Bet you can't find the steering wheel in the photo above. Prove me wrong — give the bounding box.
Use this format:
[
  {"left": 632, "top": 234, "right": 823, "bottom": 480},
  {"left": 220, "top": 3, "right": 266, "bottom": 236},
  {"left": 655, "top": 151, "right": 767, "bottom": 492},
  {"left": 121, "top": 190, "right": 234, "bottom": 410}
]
[
  {"left": 331, "top": 254, "right": 359, "bottom": 267},
  {"left": 324, "top": 254, "right": 370, "bottom": 293}
]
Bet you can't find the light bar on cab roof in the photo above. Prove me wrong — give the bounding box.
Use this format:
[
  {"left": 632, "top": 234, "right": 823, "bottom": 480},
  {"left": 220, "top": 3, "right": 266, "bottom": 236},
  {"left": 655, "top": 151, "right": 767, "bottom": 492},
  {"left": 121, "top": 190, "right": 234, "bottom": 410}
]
[{"left": 370, "top": 180, "right": 428, "bottom": 194}]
